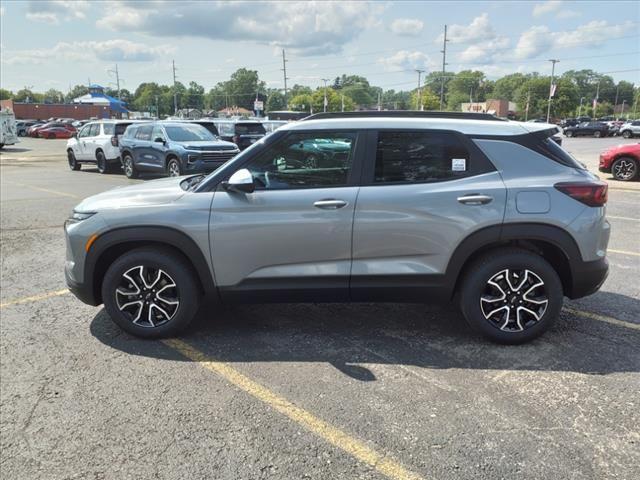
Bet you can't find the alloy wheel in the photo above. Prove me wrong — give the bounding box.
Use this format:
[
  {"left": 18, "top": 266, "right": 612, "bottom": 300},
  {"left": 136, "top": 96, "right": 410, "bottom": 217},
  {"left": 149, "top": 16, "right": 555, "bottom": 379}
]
[
  {"left": 168, "top": 161, "right": 181, "bottom": 177},
  {"left": 613, "top": 159, "right": 637, "bottom": 181},
  {"left": 115, "top": 265, "right": 179, "bottom": 328},
  {"left": 124, "top": 157, "right": 133, "bottom": 177},
  {"left": 480, "top": 269, "right": 548, "bottom": 332}
]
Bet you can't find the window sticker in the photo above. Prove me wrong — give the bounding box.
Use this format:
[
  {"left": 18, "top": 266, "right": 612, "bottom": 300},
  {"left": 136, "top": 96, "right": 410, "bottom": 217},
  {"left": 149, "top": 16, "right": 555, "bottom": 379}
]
[{"left": 452, "top": 158, "right": 466, "bottom": 171}]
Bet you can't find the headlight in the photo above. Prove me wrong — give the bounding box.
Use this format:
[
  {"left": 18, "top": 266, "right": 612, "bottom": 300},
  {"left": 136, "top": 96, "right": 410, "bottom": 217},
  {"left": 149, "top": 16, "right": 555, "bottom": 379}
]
[{"left": 65, "top": 211, "right": 96, "bottom": 226}]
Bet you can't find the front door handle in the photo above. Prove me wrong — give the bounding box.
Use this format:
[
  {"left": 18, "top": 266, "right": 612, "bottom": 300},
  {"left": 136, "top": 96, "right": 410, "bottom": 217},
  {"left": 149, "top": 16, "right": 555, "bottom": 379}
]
[
  {"left": 457, "top": 194, "right": 493, "bottom": 205},
  {"left": 314, "top": 199, "right": 348, "bottom": 209}
]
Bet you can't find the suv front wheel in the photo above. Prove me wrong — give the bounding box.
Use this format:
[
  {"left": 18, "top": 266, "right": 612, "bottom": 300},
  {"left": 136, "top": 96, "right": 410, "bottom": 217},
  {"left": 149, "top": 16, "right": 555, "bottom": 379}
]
[
  {"left": 122, "top": 153, "right": 138, "bottom": 179},
  {"left": 167, "top": 158, "right": 182, "bottom": 177},
  {"left": 102, "top": 247, "right": 201, "bottom": 338},
  {"left": 459, "top": 248, "right": 563, "bottom": 344}
]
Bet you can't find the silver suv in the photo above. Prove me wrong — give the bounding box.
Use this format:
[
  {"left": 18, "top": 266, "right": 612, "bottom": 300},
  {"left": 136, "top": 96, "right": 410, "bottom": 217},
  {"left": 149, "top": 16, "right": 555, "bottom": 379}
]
[
  {"left": 619, "top": 120, "right": 640, "bottom": 138},
  {"left": 64, "top": 112, "right": 610, "bottom": 344}
]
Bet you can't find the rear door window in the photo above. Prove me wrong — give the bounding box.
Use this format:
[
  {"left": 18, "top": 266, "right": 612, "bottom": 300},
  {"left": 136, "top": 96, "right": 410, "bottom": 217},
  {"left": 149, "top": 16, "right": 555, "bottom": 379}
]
[
  {"left": 373, "top": 131, "right": 470, "bottom": 183},
  {"left": 103, "top": 123, "right": 115, "bottom": 135},
  {"left": 135, "top": 125, "right": 153, "bottom": 141},
  {"left": 87, "top": 123, "right": 100, "bottom": 137}
]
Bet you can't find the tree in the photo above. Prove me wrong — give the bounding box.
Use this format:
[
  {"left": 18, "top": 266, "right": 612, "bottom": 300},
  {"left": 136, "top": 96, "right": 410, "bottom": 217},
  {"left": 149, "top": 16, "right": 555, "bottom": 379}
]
[
  {"left": 446, "top": 70, "right": 489, "bottom": 110},
  {"left": 289, "top": 93, "right": 314, "bottom": 112},
  {"left": 288, "top": 84, "right": 312, "bottom": 98},
  {"left": 266, "top": 90, "right": 286, "bottom": 111},
  {"left": 43, "top": 88, "right": 64, "bottom": 104},
  {"left": 13, "top": 89, "right": 42, "bottom": 103},
  {"left": 0, "top": 89, "right": 13, "bottom": 100},
  {"left": 492, "top": 73, "right": 530, "bottom": 101},
  {"left": 186, "top": 81, "right": 205, "bottom": 109},
  {"left": 212, "top": 68, "right": 265, "bottom": 110},
  {"left": 65, "top": 85, "right": 89, "bottom": 103},
  {"left": 410, "top": 89, "right": 440, "bottom": 110},
  {"left": 342, "top": 83, "right": 373, "bottom": 107}
]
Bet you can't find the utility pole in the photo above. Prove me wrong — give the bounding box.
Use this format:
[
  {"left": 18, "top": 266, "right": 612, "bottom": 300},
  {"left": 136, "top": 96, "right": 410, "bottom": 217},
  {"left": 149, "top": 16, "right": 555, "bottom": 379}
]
[
  {"left": 546, "top": 59, "right": 559, "bottom": 123},
  {"left": 415, "top": 69, "right": 425, "bottom": 110},
  {"left": 439, "top": 24, "right": 448, "bottom": 110},
  {"left": 525, "top": 89, "right": 531, "bottom": 121},
  {"left": 614, "top": 83, "right": 619, "bottom": 112},
  {"left": 341, "top": 94, "right": 345, "bottom": 112},
  {"left": 621, "top": 99, "right": 626, "bottom": 118},
  {"left": 593, "top": 80, "right": 600, "bottom": 119},
  {"left": 377, "top": 90, "right": 381, "bottom": 111},
  {"left": 172, "top": 60, "right": 178, "bottom": 115},
  {"left": 108, "top": 64, "right": 121, "bottom": 100},
  {"left": 155, "top": 95, "right": 159, "bottom": 118},
  {"left": 281, "top": 49, "right": 289, "bottom": 108},
  {"left": 578, "top": 97, "right": 584, "bottom": 117},
  {"left": 321, "top": 78, "right": 330, "bottom": 112}
]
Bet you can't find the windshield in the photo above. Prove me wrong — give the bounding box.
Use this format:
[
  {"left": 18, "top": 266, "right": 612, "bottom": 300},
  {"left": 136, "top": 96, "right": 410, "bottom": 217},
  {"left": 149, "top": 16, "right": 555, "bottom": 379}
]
[
  {"left": 165, "top": 124, "right": 215, "bottom": 142},
  {"left": 216, "top": 123, "right": 235, "bottom": 136}
]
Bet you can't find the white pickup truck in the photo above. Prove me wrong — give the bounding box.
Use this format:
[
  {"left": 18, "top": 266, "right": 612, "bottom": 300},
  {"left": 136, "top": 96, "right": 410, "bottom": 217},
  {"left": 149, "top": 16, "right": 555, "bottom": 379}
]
[{"left": 0, "top": 108, "right": 18, "bottom": 149}]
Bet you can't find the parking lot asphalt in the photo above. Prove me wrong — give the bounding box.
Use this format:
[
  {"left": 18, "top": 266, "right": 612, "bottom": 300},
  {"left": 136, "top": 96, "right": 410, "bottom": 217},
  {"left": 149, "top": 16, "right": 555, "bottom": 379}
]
[{"left": 1, "top": 136, "right": 639, "bottom": 480}]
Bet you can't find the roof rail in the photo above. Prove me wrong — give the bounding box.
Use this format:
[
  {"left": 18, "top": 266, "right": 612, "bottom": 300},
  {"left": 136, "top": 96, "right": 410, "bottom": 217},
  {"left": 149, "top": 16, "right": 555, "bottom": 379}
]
[{"left": 301, "top": 111, "right": 506, "bottom": 122}]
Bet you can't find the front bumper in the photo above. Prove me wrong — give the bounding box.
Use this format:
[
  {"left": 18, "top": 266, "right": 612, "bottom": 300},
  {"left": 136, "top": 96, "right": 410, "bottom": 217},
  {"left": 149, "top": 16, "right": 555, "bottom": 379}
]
[{"left": 65, "top": 268, "right": 99, "bottom": 306}]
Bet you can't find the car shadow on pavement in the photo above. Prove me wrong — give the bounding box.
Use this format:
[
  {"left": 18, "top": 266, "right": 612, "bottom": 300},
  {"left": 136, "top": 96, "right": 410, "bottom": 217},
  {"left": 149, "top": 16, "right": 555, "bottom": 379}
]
[
  {"left": 0, "top": 146, "right": 32, "bottom": 153},
  {"left": 90, "top": 294, "right": 640, "bottom": 382}
]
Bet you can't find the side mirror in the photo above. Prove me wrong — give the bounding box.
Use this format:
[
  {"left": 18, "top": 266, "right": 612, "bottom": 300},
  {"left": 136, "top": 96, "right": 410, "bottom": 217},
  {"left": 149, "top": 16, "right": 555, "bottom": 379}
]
[
  {"left": 154, "top": 137, "right": 165, "bottom": 144},
  {"left": 223, "top": 168, "right": 255, "bottom": 194}
]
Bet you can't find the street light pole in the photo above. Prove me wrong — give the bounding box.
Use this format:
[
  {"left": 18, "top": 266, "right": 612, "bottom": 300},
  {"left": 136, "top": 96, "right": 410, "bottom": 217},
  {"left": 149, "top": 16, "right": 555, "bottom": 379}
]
[
  {"left": 321, "top": 78, "right": 330, "bottom": 112},
  {"left": 415, "top": 69, "right": 425, "bottom": 110},
  {"left": 546, "top": 59, "right": 559, "bottom": 123},
  {"left": 593, "top": 80, "right": 600, "bottom": 119},
  {"left": 578, "top": 97, "right": 584, "bottom": 117}
]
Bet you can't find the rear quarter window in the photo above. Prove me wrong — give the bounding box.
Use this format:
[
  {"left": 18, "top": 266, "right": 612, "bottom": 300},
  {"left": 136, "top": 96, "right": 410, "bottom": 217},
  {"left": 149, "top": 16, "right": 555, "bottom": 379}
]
[{"left": 103, "top": 124, "right": 115, "bottom": 135}]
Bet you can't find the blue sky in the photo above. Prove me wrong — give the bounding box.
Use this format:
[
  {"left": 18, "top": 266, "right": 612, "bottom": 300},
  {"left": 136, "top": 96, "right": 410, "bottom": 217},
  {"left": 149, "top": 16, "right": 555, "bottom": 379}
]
[{"left": 1, "top": 0, "right": 639, "bottom": 93}]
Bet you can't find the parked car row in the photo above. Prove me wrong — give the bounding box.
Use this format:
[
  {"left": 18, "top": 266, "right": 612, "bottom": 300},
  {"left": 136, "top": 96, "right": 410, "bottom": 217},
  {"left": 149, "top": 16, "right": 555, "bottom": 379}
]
[{"left": 65, "top": 118, "right": 289, "bottom": 177}]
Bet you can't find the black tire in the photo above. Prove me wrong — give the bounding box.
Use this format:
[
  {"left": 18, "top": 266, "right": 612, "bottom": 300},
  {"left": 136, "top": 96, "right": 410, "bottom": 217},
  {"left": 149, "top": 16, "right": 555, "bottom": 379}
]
[
  {"left": 622, "top": 130, "right": 632, "bottom": 139},
  {"left": 459, "top": 248, "right": 563, "bottom": 344},
  {"left": 102, "top": 247, "right": 201, "bottom": 338},
  {"left": 611, "top": 156, "right": 639, "bottom": 182},
  {"left": 167, "top": 157, "right": 182, "bottom": 177},
  {"left": 67, "top": 150, "right": 81, "bottom": 171},
  {"left": 565, "top": 130, "right": 573, "bottom": 138},
  {"left": 593, "top": 130, "right": 602, "bottom": 138},
  {"left": 96, "top": 150, "right": 109, "bottom": 174},
  {"left": 122, "top": 153, "right": 138, "bottom": 179}
]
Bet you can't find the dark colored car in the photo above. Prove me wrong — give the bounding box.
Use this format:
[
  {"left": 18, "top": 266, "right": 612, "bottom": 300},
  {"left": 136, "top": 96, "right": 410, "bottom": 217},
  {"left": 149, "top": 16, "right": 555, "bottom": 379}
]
[
  {"left": 215, "top": 120, "right": 267, "bottom": 150},
  {"left": 286, "top": 137, "right": 352, "bottom": 168},
  {"left": 16, "top": 120, "right": 42, "bottom": 136},
  {"left": 599, "top": 143, "right": 640, "bottom": 181},
  {"left": 119, "top": 122, "right": 239, "bottom": 178},
  {"left": 563, "top": 122, "right": 609, "bottom": 138},
  {"left": 560, "top": 118, "right": 578, "bottom": 128},
  {"left": 38, "top": 126, "right": 76, "bottom": 139},
  {"left": 180, "top": 120, "right": 219, "bottom": 137}
]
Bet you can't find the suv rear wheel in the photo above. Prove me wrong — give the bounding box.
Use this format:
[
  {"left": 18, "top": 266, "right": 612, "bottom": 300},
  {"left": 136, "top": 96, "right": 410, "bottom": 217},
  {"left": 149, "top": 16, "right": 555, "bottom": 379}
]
[
  {"left": 102, "top": 247, "right": 201, "bottom": 338},
  {"left": 622, "top": 130, "right": 632, "bottom": 139},
  {"left": 593, "top": 130, "right": 602, "bottom": 138},
  {"left": 459, "top": 248, "right": 563, "bottom": 344},
  {"left": 96, "top": 150, "right": 109, "bottom": 174},
  {"left": 122, "top": 153, "right": 138, "bottom": 179}
]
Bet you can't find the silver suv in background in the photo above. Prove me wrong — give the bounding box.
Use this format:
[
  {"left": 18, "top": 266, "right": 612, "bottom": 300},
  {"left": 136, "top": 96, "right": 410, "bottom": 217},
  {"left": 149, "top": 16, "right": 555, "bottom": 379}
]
[
  {"left": 64, "top": 112, "right": 609, "bottom": 344},
  {"left": 619, "top": 120, "right": 640, "bottom": 138}
]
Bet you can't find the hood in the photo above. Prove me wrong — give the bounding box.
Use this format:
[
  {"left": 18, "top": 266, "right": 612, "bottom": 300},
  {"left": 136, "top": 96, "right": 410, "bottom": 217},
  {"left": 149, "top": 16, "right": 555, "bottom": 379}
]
[{"left": 74, "top": 176, "right": 188, "bottom": 212}]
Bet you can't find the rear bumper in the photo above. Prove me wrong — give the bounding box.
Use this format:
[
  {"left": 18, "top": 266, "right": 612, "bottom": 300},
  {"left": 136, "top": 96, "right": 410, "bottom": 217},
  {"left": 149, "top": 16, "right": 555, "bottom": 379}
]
[{"left": 568, "top": 257, "right": 609, "bottom": 299}]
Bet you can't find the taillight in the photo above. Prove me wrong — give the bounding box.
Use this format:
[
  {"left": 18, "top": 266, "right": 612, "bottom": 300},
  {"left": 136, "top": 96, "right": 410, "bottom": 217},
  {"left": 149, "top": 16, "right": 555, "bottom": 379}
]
[
  {"left": 111, "top": 136, "right": 118, "bottom": 147},
  {"left": 555, "top": 181, "right": 608, "bottom": 207}
]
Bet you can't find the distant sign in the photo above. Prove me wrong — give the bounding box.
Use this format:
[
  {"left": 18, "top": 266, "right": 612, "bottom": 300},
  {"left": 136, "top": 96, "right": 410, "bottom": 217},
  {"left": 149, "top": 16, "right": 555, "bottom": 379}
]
[{"left": 254, "top": 100, "right": 264, "bottom": 111}]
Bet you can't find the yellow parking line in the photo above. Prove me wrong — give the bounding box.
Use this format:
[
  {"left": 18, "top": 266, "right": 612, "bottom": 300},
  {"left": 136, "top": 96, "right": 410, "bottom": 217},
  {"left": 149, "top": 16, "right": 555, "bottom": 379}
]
[
  {"left": 564, "top": 307, "right": 640, "bottom": 331},
  {"left": 163, "top": 338, "right": 425, "bottom": 480},
  {"left": 13, "top": 182, "right": 80, "bottom": 199},
  {"left": 608, "top": 249, "right": 640, "bottom": 257},
  {"left": 0, "top": 289, "right": 69, "bottom": 308}
]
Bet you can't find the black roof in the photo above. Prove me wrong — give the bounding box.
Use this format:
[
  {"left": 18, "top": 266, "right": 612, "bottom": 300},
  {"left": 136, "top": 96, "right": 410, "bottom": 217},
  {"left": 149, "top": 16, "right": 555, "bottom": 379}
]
[{"left": 301, "top": 111, "right": 506, "bottom": 122}]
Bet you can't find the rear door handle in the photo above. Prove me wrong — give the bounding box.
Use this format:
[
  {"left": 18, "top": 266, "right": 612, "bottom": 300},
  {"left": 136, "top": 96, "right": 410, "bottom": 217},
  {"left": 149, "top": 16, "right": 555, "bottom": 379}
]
[
  {"left": 457, "top": 194, "right": 493, "bottom": 205},
  {"left": 314, "top": 199, "right": 348, "bottom": 209}
]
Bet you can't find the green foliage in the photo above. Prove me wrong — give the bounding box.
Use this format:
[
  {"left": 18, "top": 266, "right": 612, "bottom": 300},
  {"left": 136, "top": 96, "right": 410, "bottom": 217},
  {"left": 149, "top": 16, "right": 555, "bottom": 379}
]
[
  {"left": 410, "top": 89, "right": 440, "bottom": 110},
  {"left": 290, "top": 88, "right": 355, "bottom": 113},
  {"left": 266, "top": 90, "right": 286, "bottom": 111},
  {"left": 288, "top": 84, "right": 312, "bottom": 98},
  {"left": 0, "top": 89, "right": 12, "bottom": 100},
  {"left": 42, "top": 89, "right": 65, "bottom": 104},
  {"left": 64, "top": 85, "right": 89, "bottom": 103},
  {"left": 13, "top": 89, "right": 43, "bottom": 103}
]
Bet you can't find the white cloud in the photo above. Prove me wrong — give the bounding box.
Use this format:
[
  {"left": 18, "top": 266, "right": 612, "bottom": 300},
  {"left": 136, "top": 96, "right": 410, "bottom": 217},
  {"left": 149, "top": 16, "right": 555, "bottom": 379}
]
[
  {"left": 96, "top": 1, "right": 386, "bottom": 56},
  {"left": 532, "top": 0, "right": 563, "bottom": 17},
  {"left": 439, "top": 13, "right": 497, "bottom": 44},
  {"left": 26, "top": 0, "right": 89, "bottom": 24},
  {"left": 377, "top": 50, "right": 437, "bottom": 72},
  {"left": 533, "top": 1, "right": 581, "bottom": 19},
  {"left": 3, "top": 39, "right": 174, "bottom": 65},
  {"left": 390, "top": 18, "right": 424, "bottom": 36},
  {"left": 513, "top": 20, "right": 636, "bottom": 59},
  {"left": 457, "top": 36, "right": 511, "bottom": 63}
]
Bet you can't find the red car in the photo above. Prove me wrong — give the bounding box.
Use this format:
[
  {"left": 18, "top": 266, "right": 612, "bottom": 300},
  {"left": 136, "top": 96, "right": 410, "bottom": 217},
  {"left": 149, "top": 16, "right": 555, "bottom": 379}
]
[
  {"left": 28, "top": 122, "right": 74, "bottom": 137},
  {"left": 38, "top": 126, "right": 76, "bottom": 139},
  {"left": 599, "top": 143, "right": 640, "bottom": 181}
]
